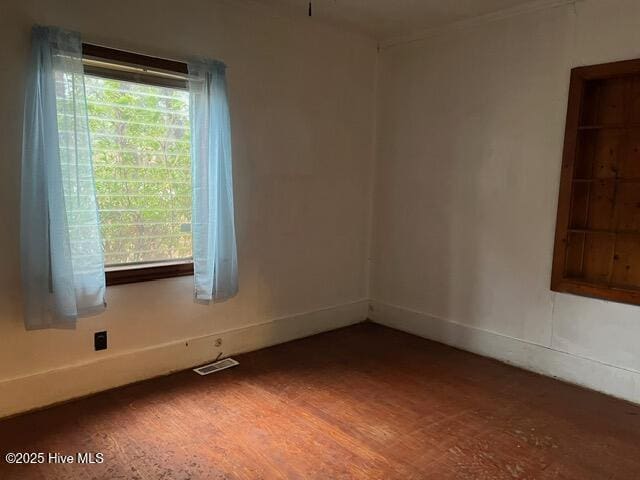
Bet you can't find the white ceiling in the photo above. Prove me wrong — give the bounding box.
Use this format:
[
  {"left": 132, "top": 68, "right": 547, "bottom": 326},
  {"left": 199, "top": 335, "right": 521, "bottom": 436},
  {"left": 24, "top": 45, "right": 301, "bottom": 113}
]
[{"left": 249, "top": 0, "right": 542, "bottom": 40}]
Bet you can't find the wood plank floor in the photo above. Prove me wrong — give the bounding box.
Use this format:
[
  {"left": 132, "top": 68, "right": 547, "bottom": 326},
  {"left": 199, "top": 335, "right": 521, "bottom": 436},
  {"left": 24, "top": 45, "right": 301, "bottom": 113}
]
[{"left": 1, "top": 322, "right": 639, "bottom": 479}]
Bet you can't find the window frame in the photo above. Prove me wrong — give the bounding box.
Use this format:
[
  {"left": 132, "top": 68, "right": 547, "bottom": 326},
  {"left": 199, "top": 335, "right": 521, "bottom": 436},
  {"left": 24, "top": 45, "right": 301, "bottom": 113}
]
[
  {"left": 551, "top": 57, "right": 640, "bottom": 305},
  {"left": 82, "top": 44, "right": 193, "bottom": 286}
]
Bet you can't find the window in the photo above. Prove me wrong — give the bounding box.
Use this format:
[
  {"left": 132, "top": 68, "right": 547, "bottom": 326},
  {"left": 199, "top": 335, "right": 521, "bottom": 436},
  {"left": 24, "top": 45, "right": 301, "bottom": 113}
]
[
  {"left": 21, "top": 26, "right": 236, "bottom": 328},
  {"left": 82, "top": 45, "right": 193, "bottom": 285},
  {"left": 551, "top": 58, "right": 640, "bottom": 305}
]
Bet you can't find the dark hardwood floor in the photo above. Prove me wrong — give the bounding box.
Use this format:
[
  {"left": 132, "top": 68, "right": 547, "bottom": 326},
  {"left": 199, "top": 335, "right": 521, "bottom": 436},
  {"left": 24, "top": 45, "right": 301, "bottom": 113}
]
[{"left": 1, "top": 322, "right": 639, "bottom": 479}]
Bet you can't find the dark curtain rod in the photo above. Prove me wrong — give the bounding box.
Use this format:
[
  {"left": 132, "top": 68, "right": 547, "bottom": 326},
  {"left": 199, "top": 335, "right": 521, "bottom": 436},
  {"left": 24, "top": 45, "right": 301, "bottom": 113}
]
[{"left": 82, "top": 43, "right": 188, "bottom": 75}]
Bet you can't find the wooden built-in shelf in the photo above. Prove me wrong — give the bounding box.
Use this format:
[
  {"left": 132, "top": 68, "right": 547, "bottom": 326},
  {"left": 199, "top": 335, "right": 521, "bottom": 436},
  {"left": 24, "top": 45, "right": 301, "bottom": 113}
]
[
  {"left": 572, "top": 178, "right": 640, "bottom": 183},
  {"left": 578, "top": 124, "right": 640, "bottom": 130},
  {"left": 567, "top": 228, "right": 640, "bottom": 236},
  {"left": 552, "top": 58, "right": 640, "bottom": 305}
]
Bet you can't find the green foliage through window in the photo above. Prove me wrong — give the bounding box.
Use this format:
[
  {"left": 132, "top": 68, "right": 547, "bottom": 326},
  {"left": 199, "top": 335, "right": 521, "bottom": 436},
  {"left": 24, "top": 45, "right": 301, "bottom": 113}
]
[{"left": 85, "top": 75, "right": 192, "bottom": 266}]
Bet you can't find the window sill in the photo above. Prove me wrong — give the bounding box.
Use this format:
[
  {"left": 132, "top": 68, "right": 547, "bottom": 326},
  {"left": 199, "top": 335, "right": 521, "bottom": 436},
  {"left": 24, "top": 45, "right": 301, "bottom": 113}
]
[{"left": 105, "top": 262, "right": 194, "bottom": 286}]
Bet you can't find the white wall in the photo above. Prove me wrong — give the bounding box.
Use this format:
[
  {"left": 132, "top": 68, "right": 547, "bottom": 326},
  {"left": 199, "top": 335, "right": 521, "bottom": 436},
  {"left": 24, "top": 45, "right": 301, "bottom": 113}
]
[
  {"left": 0, "top": 0, "right": 376, "bottom": 417},
  {"left": 370, "top": 0, "right": 640, "bottom": 403}
]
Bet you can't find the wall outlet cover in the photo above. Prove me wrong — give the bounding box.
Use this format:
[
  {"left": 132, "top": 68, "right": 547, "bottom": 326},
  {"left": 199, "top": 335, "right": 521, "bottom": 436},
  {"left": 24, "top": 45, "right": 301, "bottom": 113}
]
[{"left": 94, "top": 331, "right": 107, "bottom": 351}]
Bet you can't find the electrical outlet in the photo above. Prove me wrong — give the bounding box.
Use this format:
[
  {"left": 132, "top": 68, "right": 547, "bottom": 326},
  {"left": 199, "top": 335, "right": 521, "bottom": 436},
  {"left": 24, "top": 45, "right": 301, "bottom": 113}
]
[
  {"left": 214, "top": 338, "right": 222, "bottom": 347},
  {"left": 94, "top": 331, "right": 107, "bottom": 351}
]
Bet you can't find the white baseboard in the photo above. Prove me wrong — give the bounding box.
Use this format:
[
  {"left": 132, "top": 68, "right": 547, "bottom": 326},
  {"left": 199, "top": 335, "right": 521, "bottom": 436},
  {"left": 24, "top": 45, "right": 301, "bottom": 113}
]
[
  {"left": 0, "top": 300, "right": 368, "bottom": 418},
  {"left": 5, "top": 297, "right": 636, "bottom": 419},
  {"left": 370, "top": 301, "right": 640, "bottom": 405}
]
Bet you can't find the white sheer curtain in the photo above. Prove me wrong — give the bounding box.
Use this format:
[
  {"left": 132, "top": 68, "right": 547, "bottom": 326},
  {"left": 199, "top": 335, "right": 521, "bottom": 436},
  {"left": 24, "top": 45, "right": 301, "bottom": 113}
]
[
  {"left": 188, "top": 59, "right": 238, "bottom": 302},
  {"left": 21, "top": 26, "right": 105, "bottom": 329}
]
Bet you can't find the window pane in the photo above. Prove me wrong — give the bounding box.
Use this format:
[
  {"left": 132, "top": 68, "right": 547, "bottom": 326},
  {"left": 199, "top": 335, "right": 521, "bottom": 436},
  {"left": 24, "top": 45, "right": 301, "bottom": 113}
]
[{"left": 85, "top": 75, "right": 192, "bottom": 266}]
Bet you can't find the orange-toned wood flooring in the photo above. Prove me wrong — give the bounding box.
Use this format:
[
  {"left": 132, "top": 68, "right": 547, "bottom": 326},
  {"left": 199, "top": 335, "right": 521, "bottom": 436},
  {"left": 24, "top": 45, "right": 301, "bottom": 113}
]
[{"left": 1, "top": 322, "right": 639, "bottom": 479}]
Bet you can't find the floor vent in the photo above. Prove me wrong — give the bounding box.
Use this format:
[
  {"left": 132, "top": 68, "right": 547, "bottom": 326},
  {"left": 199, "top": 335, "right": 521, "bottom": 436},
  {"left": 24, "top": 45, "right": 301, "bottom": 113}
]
[{"left": 193, "top": 358, "right": 239, "bottom": 376}]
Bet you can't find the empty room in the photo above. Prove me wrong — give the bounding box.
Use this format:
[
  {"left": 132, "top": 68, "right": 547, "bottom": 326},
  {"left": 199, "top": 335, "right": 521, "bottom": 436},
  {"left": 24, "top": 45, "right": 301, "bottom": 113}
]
[{"left": 2, "top": 0, "right": 640, "bottom": 478}]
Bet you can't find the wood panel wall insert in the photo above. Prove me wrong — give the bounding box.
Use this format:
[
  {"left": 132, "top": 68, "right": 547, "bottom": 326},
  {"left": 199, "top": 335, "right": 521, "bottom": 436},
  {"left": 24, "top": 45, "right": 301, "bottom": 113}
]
[{"left": 552, "top": 58, "right": 640, "bottom": 305}]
